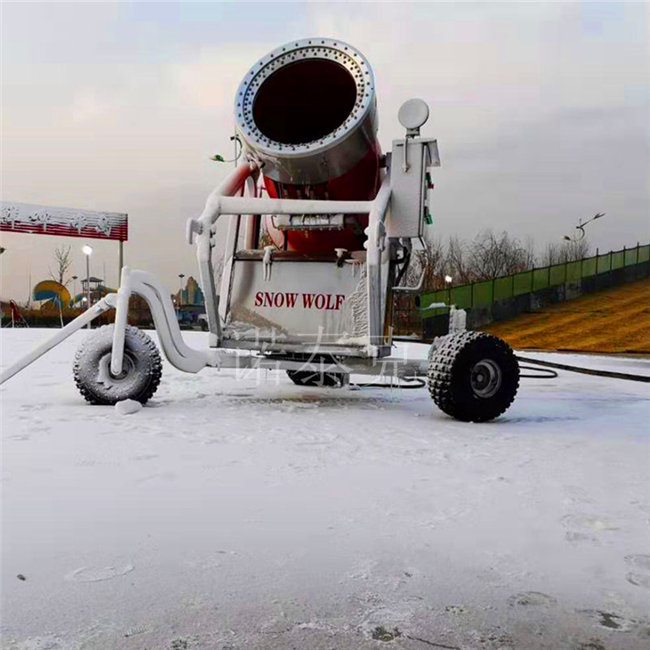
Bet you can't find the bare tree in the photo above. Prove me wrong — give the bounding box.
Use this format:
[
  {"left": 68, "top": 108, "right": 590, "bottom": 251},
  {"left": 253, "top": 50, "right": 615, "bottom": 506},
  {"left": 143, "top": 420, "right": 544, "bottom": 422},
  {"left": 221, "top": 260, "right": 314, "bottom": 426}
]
[
  {"left": 466, "top": 230, "right": 534, "bottom": 280},
  {"left": 446, "top": 235, "right": 472, "bottom": 284},
  {"left": 540, "top": 243, "right": 564, "bottom": 266},
  {"left": 539, "top": 238, "right": 590, "bottom": 266},
  {"left": 522, "top": 235, "right": 537, "bottom": 269},
  {"left": 390, "top": 225, "right": 597, "bottom": 335},
  {"left": 567, "top": 237, "right": 591, "bottom": 260},
  {"left": 50, "top": 245, "right": 73, "bottom": 286}
]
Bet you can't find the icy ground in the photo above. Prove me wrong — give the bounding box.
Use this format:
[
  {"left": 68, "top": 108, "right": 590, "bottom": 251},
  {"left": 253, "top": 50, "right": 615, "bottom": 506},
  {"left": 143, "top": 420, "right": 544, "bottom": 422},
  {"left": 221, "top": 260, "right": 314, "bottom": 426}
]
[{"left": 1, "top": 329, "right": 649, "bottom": 650}]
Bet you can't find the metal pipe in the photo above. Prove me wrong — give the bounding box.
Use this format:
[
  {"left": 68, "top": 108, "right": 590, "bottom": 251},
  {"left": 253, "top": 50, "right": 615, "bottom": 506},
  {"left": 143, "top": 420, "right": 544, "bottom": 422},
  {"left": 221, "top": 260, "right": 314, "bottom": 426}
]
[
  {"left": 198, "top": 161, "right": 254, "bottom": 227},
  {"left": 365, "top": 175, "right": 392, "bottom": 346},
  {"left": 243, "top": 175, "right": 258, "bottom": 249},
  {"left": 218, "top": 195, "right": 373, "bottom": 217},
  {"left": 85, "top": 254, "right": 91, "bottom": 329},
  {"left": 0, "top": 294, "right": 117, "bottom": 386},
  {"left": 118, "top": 240, "right": 124, "bottom": 286},
  {"left": 109, "top": 266, "right": 131, "bottom": 376},
  {"left": 115, "top": 269, "right": 213, "bottom": 373}
]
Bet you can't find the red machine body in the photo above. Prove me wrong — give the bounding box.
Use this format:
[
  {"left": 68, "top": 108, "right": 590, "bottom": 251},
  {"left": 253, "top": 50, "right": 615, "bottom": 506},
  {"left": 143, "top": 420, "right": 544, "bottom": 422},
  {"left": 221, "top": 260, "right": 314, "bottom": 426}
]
[{"left": 261, "top": 144, "right": 381, "bottom": 252}]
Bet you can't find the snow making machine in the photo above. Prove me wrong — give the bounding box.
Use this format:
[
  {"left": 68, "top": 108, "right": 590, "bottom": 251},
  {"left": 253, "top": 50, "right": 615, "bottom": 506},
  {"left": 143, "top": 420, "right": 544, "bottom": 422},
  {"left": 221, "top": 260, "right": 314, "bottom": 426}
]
[{"left": 1, "top": 38, "right": 519, "bottom": 422}]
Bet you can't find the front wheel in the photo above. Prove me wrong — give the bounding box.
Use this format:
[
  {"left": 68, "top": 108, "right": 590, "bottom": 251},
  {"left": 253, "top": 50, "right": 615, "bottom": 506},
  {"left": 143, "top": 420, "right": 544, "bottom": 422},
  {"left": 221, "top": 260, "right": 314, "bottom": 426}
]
[
  {"left": 428, "top": 331, "right": 519, "bottom": 422},
  {"left": 73, "top": 324, "right": 162, "bottom": 405}
]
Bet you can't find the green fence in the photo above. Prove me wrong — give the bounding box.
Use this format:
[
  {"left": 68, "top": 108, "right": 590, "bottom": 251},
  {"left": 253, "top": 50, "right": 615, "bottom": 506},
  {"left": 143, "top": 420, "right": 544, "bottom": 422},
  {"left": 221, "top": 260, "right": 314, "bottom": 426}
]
[{"left": 418, "top": 243, "right": 650, "bottom": 315}]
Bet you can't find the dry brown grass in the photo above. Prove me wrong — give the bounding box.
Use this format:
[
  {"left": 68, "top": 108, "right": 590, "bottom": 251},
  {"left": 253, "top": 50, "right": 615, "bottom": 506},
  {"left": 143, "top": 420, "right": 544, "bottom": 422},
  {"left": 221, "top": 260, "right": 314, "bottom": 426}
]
[{"left": 481, "top": 278, "right": 650, "bottom": 354}]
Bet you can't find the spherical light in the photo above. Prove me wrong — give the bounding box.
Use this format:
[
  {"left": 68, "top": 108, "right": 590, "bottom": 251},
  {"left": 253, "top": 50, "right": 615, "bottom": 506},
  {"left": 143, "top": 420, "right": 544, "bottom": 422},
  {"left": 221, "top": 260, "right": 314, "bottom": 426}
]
[{"left": 398, "top": 98, "right": 430, "bottom": 131}]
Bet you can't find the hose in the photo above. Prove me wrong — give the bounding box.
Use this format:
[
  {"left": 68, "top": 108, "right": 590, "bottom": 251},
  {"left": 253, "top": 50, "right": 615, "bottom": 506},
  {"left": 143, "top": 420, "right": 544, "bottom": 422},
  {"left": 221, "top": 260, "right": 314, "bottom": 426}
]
[
  {"left": 518, "top": 364, "right": 558, "bottom": 379},
  {"left": 392, "top": 337, "right": 648, "bottom": 383},
  {"left": 394, "top": 249, "right": 411, "bottom": 288},
  {"left": 348, "top": 357, "right": 650, "bottom": 388},
  {"left": 515, "top": 355, "right": 650, "bottom": 383}
]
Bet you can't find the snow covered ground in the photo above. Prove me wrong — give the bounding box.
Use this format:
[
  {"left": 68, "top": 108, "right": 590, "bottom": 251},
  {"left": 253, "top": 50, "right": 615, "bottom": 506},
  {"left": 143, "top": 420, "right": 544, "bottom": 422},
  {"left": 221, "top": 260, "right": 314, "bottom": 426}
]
[{"left": 1, "top": 328, "right": 649, "bottom": 650}]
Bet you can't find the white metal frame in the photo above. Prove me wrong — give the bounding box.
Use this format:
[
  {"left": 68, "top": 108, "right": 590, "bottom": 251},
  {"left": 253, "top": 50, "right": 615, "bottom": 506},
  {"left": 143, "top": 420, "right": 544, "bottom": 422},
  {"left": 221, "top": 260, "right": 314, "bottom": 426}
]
[
  {"left": 0, "top": 263, "right": 431, "bottom": 386},
  {"left": 185, "top": 160, "right": 393, "bottom": 356},
  {"left": 0, "top": 140, "right": 441, "bottom": 387}
]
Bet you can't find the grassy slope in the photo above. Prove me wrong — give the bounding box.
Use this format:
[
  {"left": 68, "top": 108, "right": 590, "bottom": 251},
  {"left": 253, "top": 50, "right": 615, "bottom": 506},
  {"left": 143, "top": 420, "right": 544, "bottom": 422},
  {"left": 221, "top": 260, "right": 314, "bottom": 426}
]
[{"left": 481, "top": 277, "right": 650, "bottom": 354}]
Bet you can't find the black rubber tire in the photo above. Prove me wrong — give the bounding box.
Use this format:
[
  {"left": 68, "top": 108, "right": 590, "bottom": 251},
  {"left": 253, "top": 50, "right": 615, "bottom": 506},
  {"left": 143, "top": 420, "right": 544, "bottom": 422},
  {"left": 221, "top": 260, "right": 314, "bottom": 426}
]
[
  {"left": 428, "top": 331, "right": 519, "bottom": 422},
  {"left": 73, "top": 324, "right": 162, "bottom": 405},
  {"left": 286, "top": 369, "right": 346, "bottom": 388}
]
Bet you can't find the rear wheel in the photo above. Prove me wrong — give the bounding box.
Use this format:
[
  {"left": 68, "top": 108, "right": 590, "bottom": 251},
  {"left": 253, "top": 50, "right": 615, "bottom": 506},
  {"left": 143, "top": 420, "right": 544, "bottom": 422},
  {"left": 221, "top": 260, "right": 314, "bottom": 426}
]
[
  {"left": 428, "top": 331, "right": 519, "bottom": 422},
  {"left": 286, "top": 369, "right": 347, "bottom": 388},
  {"left": 73, "top": 324, "right": 162, "bottom": 405}
]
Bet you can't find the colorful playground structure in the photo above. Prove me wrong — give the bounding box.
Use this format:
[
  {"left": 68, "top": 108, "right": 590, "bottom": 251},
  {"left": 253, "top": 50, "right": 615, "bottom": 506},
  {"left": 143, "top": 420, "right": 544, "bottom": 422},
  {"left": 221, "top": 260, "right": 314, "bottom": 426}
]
[{"left": 32, "top": 279, "right": 117, "bottom": 310}]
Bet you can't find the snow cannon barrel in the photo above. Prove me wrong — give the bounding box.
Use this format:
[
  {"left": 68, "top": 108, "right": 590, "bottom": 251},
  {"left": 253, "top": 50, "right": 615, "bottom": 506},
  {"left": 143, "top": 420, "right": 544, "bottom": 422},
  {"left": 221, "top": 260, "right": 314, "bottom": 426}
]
[{"left": 234, "top": 38, "right": 381, "bottom": 254}]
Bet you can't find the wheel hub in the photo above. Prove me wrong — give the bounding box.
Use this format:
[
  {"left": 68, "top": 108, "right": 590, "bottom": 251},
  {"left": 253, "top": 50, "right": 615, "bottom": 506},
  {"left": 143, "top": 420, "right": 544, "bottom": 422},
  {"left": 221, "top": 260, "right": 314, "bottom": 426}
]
[
  {"left": 470, "top": 359, "right": 502, "bottom": 398},
  {"left": 98, "top": 353, "right": 135, "bottom": 384}
]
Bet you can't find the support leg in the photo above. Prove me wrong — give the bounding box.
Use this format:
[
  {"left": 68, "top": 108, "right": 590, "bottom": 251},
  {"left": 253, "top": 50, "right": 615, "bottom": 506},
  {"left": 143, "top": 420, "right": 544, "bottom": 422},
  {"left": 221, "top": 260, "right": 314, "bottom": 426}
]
[
  {"left": 0, "top": 294, "right": 117, "bottom": 385},
  {"left": 110, "top": 266, "right": 132, "bottom": 376}
]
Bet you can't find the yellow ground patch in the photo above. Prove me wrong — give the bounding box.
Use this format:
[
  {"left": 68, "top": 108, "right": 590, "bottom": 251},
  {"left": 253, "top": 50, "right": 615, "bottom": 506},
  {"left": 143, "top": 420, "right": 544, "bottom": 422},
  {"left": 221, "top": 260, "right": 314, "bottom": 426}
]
[{"left": 481, "top": 278, "right": 650, "bottom": 354}]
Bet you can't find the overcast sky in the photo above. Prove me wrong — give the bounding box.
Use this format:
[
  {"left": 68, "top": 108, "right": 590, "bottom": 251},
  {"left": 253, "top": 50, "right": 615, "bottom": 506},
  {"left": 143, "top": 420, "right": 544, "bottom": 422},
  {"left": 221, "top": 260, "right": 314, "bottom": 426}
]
[{"left": 1, "top": 1, "right": 648, "bottom": 301}]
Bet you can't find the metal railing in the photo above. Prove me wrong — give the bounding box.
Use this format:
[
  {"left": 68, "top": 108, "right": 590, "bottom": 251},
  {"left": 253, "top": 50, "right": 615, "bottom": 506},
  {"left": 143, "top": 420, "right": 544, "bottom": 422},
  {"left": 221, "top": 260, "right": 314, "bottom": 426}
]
[{"left": 417, "top": 243, "right": 650, "bottom": 315}]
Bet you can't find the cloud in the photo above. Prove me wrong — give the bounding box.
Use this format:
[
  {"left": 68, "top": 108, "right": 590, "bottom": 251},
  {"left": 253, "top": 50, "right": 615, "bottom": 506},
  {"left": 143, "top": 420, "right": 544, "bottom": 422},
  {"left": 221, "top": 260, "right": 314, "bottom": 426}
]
[
  {"left": 1, "top": 2, "right": 648, "bottom": 300},
  {"left": 167, "top": 43, "right": 257, "bottom": 111},
  {"left": 71, "top": 87, "right": 118, "bottom": 123}
]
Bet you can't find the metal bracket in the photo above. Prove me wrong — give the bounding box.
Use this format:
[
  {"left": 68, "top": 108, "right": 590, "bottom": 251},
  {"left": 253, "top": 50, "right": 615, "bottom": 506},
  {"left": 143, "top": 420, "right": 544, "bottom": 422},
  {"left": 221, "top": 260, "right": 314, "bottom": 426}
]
[
  {"left": 262, "top": 245, "right": 274, "bottom": 281},
  {"left": 110, "top": 268, "right": 217, "bottom": 375},
  {"left": 186, "top": 218, "right": 202, "bottom": 245}
]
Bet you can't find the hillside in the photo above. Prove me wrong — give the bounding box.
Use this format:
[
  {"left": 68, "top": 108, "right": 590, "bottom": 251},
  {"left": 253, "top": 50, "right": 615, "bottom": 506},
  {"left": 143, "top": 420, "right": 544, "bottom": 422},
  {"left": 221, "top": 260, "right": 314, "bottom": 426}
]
[{"left": 481, "top": 277, "right": 650, "bottom": 354}]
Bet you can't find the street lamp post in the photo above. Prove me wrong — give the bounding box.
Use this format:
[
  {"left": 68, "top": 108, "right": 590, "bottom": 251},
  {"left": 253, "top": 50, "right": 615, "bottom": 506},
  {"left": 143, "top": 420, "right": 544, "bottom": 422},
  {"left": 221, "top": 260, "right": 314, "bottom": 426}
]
[
  {"left": 178, "top": 273, "right": 185, "bottom": 312},
  {"left": 82, "top": 245, "right": 93, "bottom": 329},
  {"left": 562, "top": 213, "right": 605, "bottom": 263},
  {"left": 563, "top": 213, "right": 605, "bottom": 243}
]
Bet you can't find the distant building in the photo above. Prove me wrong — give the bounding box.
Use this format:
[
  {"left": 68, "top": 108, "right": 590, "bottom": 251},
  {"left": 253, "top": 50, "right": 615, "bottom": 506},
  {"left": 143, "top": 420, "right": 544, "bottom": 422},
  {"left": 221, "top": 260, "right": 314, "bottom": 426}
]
[
  {"left": 174, "top": 276, "right": 205, "bottom": 328},
  {"left": 175, "top": 276, "right": 204, "bottom": 307}
]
